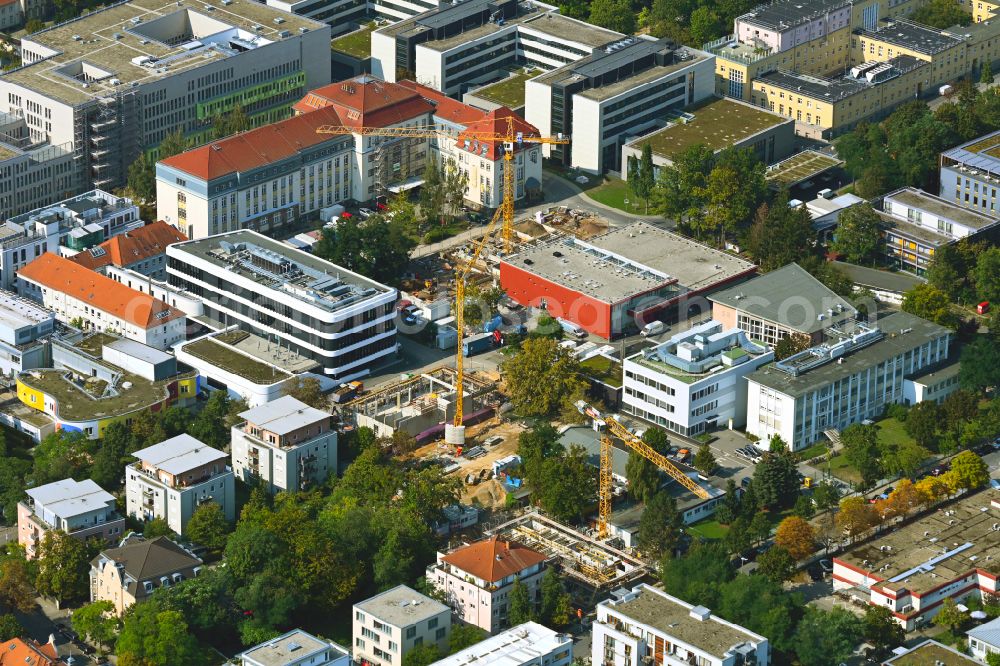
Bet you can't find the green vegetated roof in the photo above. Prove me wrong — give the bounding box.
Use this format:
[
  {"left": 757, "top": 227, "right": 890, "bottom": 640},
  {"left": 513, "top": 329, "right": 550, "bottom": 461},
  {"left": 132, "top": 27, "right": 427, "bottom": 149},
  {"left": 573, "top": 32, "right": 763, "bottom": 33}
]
[
  {"left": 580, "top": 354, "right": 623, "bottom": 387},
  {"left": 473, "top": 69, "right": 540, "bottom": 108},
  {"left": 639, "top": 98, "right": 785, "bottom": 160},
  {"left": 331, "top": 25, "right": 373, "bottom": 59},
  {"left": 184, "top": 338, "right": 289, "bottom": 385}
]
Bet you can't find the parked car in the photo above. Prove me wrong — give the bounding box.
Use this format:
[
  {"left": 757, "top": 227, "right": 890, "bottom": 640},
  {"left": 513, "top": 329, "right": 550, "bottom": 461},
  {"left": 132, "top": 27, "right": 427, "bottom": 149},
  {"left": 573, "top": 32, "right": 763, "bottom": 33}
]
[
  {"left": 359, "top": 207, "right": 375, "bottom": 218},
  {"left": 819, "top": 559, "right": 833, "bottom": 573},
  {"left": 640, "top": 321, "right": 666, "bottom": 337}
]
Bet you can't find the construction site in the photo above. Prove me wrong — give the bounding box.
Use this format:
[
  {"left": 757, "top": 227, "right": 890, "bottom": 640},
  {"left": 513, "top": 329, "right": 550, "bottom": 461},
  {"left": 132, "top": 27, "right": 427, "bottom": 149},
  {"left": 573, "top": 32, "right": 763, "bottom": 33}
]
[{"left": 486, "top": 511, "right": 648, "bottom": 602}]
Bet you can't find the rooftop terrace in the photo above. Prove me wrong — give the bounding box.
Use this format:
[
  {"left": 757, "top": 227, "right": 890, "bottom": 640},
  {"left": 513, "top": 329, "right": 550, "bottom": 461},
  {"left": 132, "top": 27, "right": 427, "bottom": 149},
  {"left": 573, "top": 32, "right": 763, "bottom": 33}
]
[{"left": 628, "top": 98, "right": 787, "bottom": 160}]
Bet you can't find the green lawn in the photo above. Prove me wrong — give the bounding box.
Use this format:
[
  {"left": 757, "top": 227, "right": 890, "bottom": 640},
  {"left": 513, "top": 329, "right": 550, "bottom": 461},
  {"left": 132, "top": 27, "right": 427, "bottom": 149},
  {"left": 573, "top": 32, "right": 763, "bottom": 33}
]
[
  {"left": 584, "top": 178, "right": 651, "bottom": 213},
  {"left": 875, "top": 417, "right": 917, "bottom": 449},
  {"left": 795, "top": 442, "right": 829, "bottom": 462},
  {"left": 331, "top": 24, "right": 373, "bottom": 58},
  {"left": 687, "top": 518, "right": 730, "bottom": 540},
  {"left": 826, "top": 453, "right": 861, "bottom": 484}
]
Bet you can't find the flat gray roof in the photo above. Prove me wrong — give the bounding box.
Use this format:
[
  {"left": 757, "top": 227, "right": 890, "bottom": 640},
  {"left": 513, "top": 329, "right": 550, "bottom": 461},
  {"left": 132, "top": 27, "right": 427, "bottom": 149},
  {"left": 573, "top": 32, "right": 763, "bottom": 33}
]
[
  {"left": 832, "top": 260, "right": 924, "bottom": 294},
  {"left": 757, "top": 55, "right": 925, "bottom": 102},
  {"left": 877, "top": 212, "right": 953, "bottom": 247},
  {"left": 239, "top": 629, "right": 347, "bottom": 666},
  {"left": 25, "top": 478, "right": 114, "bottom": 517},
  {"left": 905, "top": 357, "right": 961, "bottom": 386},
  {"left": 605, "top": 585, "right": 763, "bottom": 657},
  {"left": 503, "top": 222, "right": 755, "bottom": 305},
  {"left": 708, "top": 263, "right": 854, "bottom": 335},
  {"left": 430, "top": 622, "right": 569, "bottom": 666},
  {"left": 859, "top": 20, "right": 964, "bottom": 55},
  {"left": 104, "top": 337, "right": 174, "bottom": 365},
  {"left": 738, "top": 0, "right": 852, "bottom": 31},
  {"left": 132, "top": 434, "right": 227, "bottom": 474},
  {"left": 419, "top": 11, "right": 616, "bottom": 52},
  {"left": 747, "top": 311, "right": 950, "bottom": 398},
  {"left": 0, "top": 289, "right": 53, "bottom": 329},
  {"left": 354, "top": 585, "right": 449, "bottom": 628},
  {"left": 885, "top": 187, "right": 1000, "bottom": 231},
  {"left": 238, "top": 395, "right": 328, "bottom": 435}
]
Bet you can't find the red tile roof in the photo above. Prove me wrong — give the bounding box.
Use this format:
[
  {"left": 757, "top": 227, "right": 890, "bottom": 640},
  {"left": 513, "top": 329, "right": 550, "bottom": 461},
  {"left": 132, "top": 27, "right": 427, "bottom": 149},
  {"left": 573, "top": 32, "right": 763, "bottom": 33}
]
[
  {"left": 0, "top": 639, "right": 66, "bottom": 666},
  {"left": 441, "top": 535, "right": 545, "bottom": 583},
  {"left": 397, "top": 80, "right": 487, "bottom": 126},
  {"left": 69, "top": 221, "right": 187, "bottom": 271},
  {"left": 18, "top": 253, "right": 185, "bottom": 329},
  {"left": 456, "top": 107, "right": 542, "bottom": 160},
  {"left": 293, "top": 76, "right": 434, "bottom": 129},
  {"left": 159, "top": 106, "right": 346, "bottom": 181}
]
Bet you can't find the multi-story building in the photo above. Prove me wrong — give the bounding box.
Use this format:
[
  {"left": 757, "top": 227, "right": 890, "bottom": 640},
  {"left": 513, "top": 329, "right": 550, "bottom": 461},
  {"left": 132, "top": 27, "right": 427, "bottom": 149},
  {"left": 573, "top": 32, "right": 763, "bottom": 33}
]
[
  {"left": 231, "top": 395, "right": 337, "bottom": 493},
  {"left": 0, "top": 122, "right": 80, "bottom": 221},
  {"left": 593, "top": 584, "right": 770, "bottom": 666},
  {"left": 17, "top": 253, "right": 186, "bottom": 350},
  {"left": 940, "top": 128, "right": 1000, "bottom": 217},
  {"left": 67, "top": 220, "right": 187, "bottom": 279},
  {"left": 429, "top": 622, "right": 572, "bottom": 666},
  {"left": 833, "top": 489, "right": 1000, "bottom": 630},
  {"left": 427, "top": 535, "right": 546, "bottom": 634},
  {"left": 1, "top": 189, "right": 143, "bottom": 290},
  {"left": 709, "top": 263, "right": 856, "bottom": 347},
  {"left": 854, "top": 19, "right": 968, "bottom": 76},
  {"left": 125, "top": 434, "right": 235, "bottom": 536},
  {"left": 15, "top": 332, "right": 200, "bottom": 438},
  {"left": 877, "top": 187, "right": 1000, "bottom": 274},
  {"left": 239, "top": 630, "right": 351, "bottom": 666},
  {"left": 292, "top": 76, "right": 435, "bottom": 202},
  {"left": 17, "top": 478, "right": 125, "bottom": 559},
  {"left": 623, "top": 321, "right": 773, "bottom": 437},
  {"left": 166, "top": 231, "right": 398, "bottom": 379},
  {"left": 0, "top": 0, "right": 330, "bottom": 193},
  {"left": 89, "top": 535, "right": 202, "bottom": 615},
  {"left": 526, "top": 38, "right": 715, "bottom": 172},
  {"left": 0, "top": 289, "right": 54, "bottom": 378},
  {"left": 0, "top": 638, "right": 67, "bottom": 666},
  {"left": 745, "top": 311, "right": 952, "bottom": 449},
  {"left": 352, "top": 585, "right": 451, "bottom": 666},
  {"left": 398, "top": 81, "right": 544, "bottom": 207},
  {"left": 155, "top": 107, "right": 353, "bottom": 239}
]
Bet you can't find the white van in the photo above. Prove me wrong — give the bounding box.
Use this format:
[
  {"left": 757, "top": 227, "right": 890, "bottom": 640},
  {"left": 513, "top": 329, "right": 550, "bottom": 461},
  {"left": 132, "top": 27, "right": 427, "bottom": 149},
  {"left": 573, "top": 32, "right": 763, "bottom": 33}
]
[{"left": 640, "top": 321, "right": 665, "bottom": 337}]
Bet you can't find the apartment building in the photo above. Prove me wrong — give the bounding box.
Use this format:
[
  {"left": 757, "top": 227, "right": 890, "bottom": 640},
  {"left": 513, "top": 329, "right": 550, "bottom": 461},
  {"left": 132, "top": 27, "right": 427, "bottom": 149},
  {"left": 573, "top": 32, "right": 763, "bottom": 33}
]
[
  {"left": 372, "top": 0, "right": 618, "bottom": 96},
  {"left": 745, "top": 311, "right": 952, "bottom": 449},
  {"left": 527, "top": 38, "right": 715, "bottom": 173},
  {"left": 17, "top": 253, "right": 186, "bottom": 350},
  {"left": 398, "top": 81, "right": 543, "bottom": 207},
  {"left": 593, "top": 584, "right": 770, "bottom": 666},
  {"left": 166, "top": 231, "right": 398, "bottom": 379},
  {"left": 156, "top": 107, "right": 353, "bottom": 239},
  {"left": 0, "top": 0, "right": 330, "bottom": 194},
  {"left": 0, "top": 136, "right": 79, "bottom": 221},
  {"left": 0, "top": 289, "right": 54, "bottom": 377},
  {"left": 623, "top": 321, "right": 774, "bottom": 437},
  {"left": 89, "top": 535, "right": 202, "bottom": 615},
  {"left": 430, "top": 623, "right": 572, "bottom": 666},
  {"left": 239, "top": 630, "right": 351, "bottom": 666},
  {"left": 833, "top": 489, "right": 1000, "bottom": 630},
  {"left": 0, "top": 189, "right": 142, "bottom": 290},
  {"left": 17, "top": 478, "right": 125, "bottom": 559},
  {"left": 940, "top": 128, "right": 1000, "bottom": 217},
  {"left": 877, "top": 187, "right": 1000, "bottom": 274},
  {"left": 428, "top": 536, "right": 546, "bottom": 633},
  {"left": 231, "top": 395, "right": 337, "bottom": 493},
  {"left": 67, "top": 220, "right": 187, "bottom": 279},
  {"left": 353, "top": 585, "right": 451, "bottom": 666},
  {"left": 709, "top": 263, "right": 856, "bottom": 347},
  {"left": 125, "top": 434, "right": 235, "bottom": 536}
]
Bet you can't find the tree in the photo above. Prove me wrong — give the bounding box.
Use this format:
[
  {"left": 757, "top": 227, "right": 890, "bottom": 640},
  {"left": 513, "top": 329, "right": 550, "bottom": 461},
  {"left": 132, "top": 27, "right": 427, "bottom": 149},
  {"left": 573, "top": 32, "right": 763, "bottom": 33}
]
[
  {"left": 637, "top": 491, "right": 681, "bottom": 559},
  {"left": 626, "top": 452, "right": 659, "bottom": 504},
  {"left": 186, "top": 502, "right": 229, "bottom": 553},
  {"left": 698, "top": 148, "right": 766, "bottom": 245},
  {"left": 751, "top": 450, "right": 798, "bottom": 509},
  {"left": 509, "top": 576, "right": 534, "bottom": 625},
  {"left": 126, "top": 153, "right": 157, "bottom": 201},
  {"left": 773, "top": 332, "right": 811, "bottom": 361},
  {"left": 517, "top": 424, "right": 564, "bottom": 490},
  {"left": 693, "top": 442, "right": 717, "bottom": 475},
  {"left": 689, "top": 6, "right": 721, "bottom": 44},
  {"left": 314, "top": 211, "right": 415, "bottom": 286},
  {"left": 212, "top": 104, "right": 251, "bottom": 140},
  {"left": 642, "top": 427, "right": 670, "bottom": 455},
  {"left": 636, "top": 144, "right": 655, "bottom": 213},
  {"left": 902, "top": 283, "right": 959, "bottom": 330},
  {"left": 404, "top": 644, "right": 441, "bottom": 666},
  {"left": 588, "top": 0, "right": 634, "bottom": 33},
  {"left": 841, "top": 423, "right": 882, "bottom": 489},
  {"left": 948, "top": 450, "right": 990, "bottom": 490},
  {"left": 419, "top": 155, "right": 445, "bottom": 225},
  {"left": 984, "top": 59, "right": 995, "bottom": 85},
  {"left": 652, "top": 144, "right": 714, "bottom": 226},
  {"left": 812, "top": 480, "right": 842, "bottom": 513},
  {"left": 927, "top": 244, "right": 967, "bottom": 302},
  {"left": 143, "top": 517, "right": 173, "bottom": 538},
  {"left": 24, "top": 18, "right": 44, "bottom": 34},
  {"left": 501, "top": 337, "right": 588, "bottom": 419},
  {"left": 745, "top": 197, "right": 815, "bottom": 272},
  {"left": 283, "top": 376, "right": 328, "bottom": 410},
  {"left": 117, "top": 605, "right": 202, "bottom": 666},
  {"left": 31, "top": 431, "right": 94, "bottom": 487},
  {"left": 793, "top": 494, "right": 816, "bottom": 519},
  {"left": 793, "top": 607, "right": 865, "bottom": 666},
  {"left": 716, "top": 574, "right": 801, "bottom": 653},
  {"left": 449, "top": 624, "right": 487, "bottom": 653},
  {"left": 35, "top": 531, "right": 91, "bottom": 605},
  {"left": 774, "top": 516, "right": 816, "bottom": 560},
  {"left": 974, "top": 247, "right": 1000, "bottom": 304},
  {"left": 987, "top": 653, "right": 1000, "bottom": 666},
  {"left": 832, "top": 204, "right": 882, "bottom": 264},
  {"left": 0, "top": 557, "right": 36, "bottom": 613},
  {"left": 536, "top": 445, "right": 596, "bottom": 523},
  {"left": 836, "top": 496, "right": 877, "bottom": 541},
  {"left": 885, "top": 479, "right": 923, "bottom": 517},
  {"left": 904, "top": 401, "right": 939, "bottom": 449},
  {"left": 747, "top": 512, "right": 771, "bottom": 546},
  {"left": 960, "top": 336, "right": 1000, "bottom": 392},
  {"left": 863, "top": 606, "right": 904, "bottom": 656},
  {"left": 0, "top": 614, "right": 21, "bottom": 642},
  {"left": 941, "top": 389, "right": 980, "bottom": 430},
  {"left": 910, "top": 0, "right": 973, "bottom": 27},
  {"left": 757, "top": 546, "right": 795, "bottom": 583},
  {"left": 72, "top": 601, "right": 120, "bottom": 652},
  {"left": 714, "top": 480, "right": 741, "bottom": 525},
  {"left": 935, "top": 597, "right": 968, "bottom": 632},
  {"left": 660, "top": 542, "right": 734, "bottom": 608},
  {"left": 539, "top": 568, "right": 572, "bottom": 629},
  {"left": 188, "top": 390, "right": 232, "bottom": 449}
]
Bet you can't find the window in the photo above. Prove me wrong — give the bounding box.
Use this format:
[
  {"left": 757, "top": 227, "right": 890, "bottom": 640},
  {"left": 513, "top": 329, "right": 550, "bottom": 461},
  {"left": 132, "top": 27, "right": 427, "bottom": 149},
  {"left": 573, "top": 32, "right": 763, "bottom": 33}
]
[{"left": 406, "top": 627, "right": 416, "bottom": 639}]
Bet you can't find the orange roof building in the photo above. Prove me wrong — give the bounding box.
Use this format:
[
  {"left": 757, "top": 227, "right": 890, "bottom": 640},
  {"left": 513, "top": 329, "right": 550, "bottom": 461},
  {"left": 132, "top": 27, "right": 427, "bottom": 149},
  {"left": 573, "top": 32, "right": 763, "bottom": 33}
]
[
  {"left": 17, "top": 253, "right": 186, "bottom": 350},
  {"left": 430, "top": 536, "right": 547, "bottom": 633},
  {"left": 68, "top": 220, "right": 187, "bottom": 278},
  {"left": 0, "top": 638, "right": 66, "bottom": 666}
]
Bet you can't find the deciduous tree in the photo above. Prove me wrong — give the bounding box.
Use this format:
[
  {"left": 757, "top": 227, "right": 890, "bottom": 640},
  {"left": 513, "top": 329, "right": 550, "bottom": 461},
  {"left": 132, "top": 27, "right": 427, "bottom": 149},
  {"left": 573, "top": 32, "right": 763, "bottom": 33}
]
[
  {"left": 935, "top": 597, "right": 968, "bottom": 632},
  {"left": 72, "top": 600, "right": 120, "bottom": 652},
  {"left": 836, "top": 497, "right": 876, "bottom": 541},
  {"left": 832, "top": 204, "right": 882, "bottom": 264},
  {"left": 539, "top": 568, "right": 572, "bottom": 629},
  {"left": 588, "top": 0, "right": 635, "bottom": 33},
  {"left": 841, "top": 423, "right": 882, "bottom": 489},
  {"left": 774, "top": 516, "right": 816, "bottom": 560},
  {"left": 904, "top": 401, "right": 939, "bottom": 449},
  {"left": 34, "top": 531, "right": 90, "bottom": 605},
  {"left": 960, "top": 336, "right": 1000, "bottom": 392},
  {"left": 501, "top": 337, "right": 587, "bottom": 419},
  {"left": 283, "top": 376, "right": 328, "bottom": 410},
  {"left": 974, "top": 247, "right": 1000, "bottom": 304},
  {"left": 863, "top": 605, "right": 904, "bottom": 655},
  {"left": 0, "top": 614, "right": 21, "bottom": 642},
  {"left": 626, "top": 452, "right": 659, "bottom": 504},
  {"left": 793, "top": 607, "right": 865, "bottom": 666},
  {"left": 757, "top": 546, "right": 795, "bottom": 583},
  {"left": 745, "top": 197, "right": 815, "bottom": 272},
  {"left": 637, "top": 491, "right": 681, "bottom": 559},
  {"left": 0, "top": 557, "right": 36, "bottom": 613},
  {"left": 902, "top": 283, "right": 959, "bottom": 330},
  {"left": 117, "top": 605, "right": 203, "bottom": 666},
  {"left": 186, "top": 502, "right": 230, "bottom": 554},
  {"left": 948, "top": 450, "right": 990, "bottom": 490}
]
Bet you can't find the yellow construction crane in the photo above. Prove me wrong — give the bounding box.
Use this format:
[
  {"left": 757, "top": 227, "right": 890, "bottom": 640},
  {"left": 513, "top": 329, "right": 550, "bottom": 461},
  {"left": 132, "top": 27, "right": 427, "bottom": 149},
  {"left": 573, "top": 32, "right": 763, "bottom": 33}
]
[
  {"left": 576, "top": 400, "right": 711, "bottom": 538},
  {"left": 316, "top": 118, "right": 568, "bottom": 430}
]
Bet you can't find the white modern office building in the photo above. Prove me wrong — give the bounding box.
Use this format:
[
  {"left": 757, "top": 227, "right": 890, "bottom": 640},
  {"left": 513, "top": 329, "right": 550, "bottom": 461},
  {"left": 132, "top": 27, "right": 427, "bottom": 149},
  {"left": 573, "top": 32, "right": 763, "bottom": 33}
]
[
  {"left": 125, "top": 434, "right": 235, "bottom": 536},
  {"left": 166, "top": 231, "right": 398, "bottom": 379},
  {"left": 526, "top": 38, "right": 715, "bottom": 173},
  {"left": 594, "top": 584, "right": 769, "bottom": 666},
  {"left": 0, "top": 289, "right": 54, "bottom": 377},
  {"left": 231, "top": 396, "right": 337, "bottom": 493},
  {"left": 623, "top": 321, "right": 774, "bottom": 438},
  {"left": 239, "top": 629, "right": 351, "bottom": 666},
  {"left": 0, "top": 0, "right": 330, "bottom": 193},
  {"left": 745, "top": 311, "right": 952, "bottom": 450},
  {"left": 430, "top": 623, "right": 572, "bottom": 666},
  {"left": 17, "top": 478, "right": 125, "bottom": 559}
]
